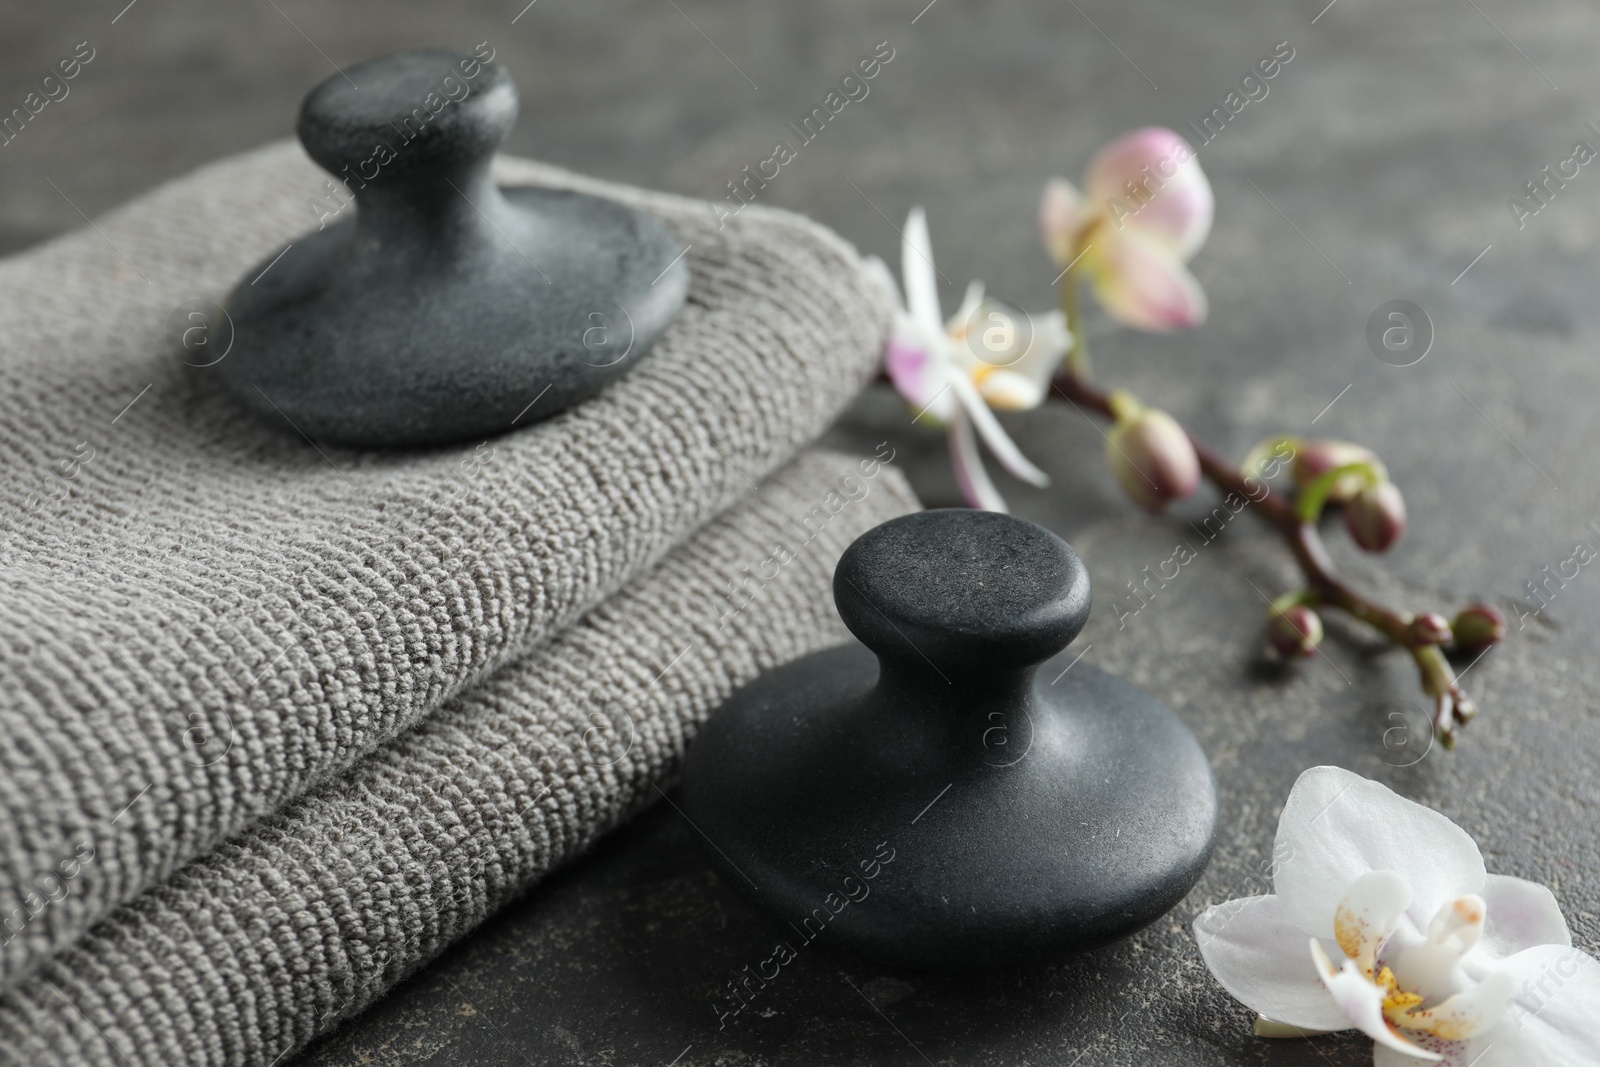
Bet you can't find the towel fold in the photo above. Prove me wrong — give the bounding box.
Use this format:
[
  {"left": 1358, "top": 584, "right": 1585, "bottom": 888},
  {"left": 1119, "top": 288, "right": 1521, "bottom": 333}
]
[
  {"left": 0, "top": 447, "right": 918, "bottom": 1067},
  {"left": 0, "top": 142, "right": 893, "bottom": 994}
]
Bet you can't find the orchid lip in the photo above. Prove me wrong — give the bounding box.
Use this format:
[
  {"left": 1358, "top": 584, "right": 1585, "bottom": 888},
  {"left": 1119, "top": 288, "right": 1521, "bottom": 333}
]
[{"left": 1316, "top": 874, "right": 1516, "bottom": 1051}]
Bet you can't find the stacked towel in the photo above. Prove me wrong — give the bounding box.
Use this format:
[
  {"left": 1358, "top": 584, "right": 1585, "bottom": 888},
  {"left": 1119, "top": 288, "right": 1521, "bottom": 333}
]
[{"left": 0, "top": 144, "right": 917, "bottom": 1065}]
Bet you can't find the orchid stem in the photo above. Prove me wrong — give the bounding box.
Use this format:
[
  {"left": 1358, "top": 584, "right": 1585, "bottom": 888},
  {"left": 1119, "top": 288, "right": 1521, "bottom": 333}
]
[
  {"left": 1061, "top": 263, "right": 1091, "bottom": 379},
  {"left": 1049, "top": 368, "right": 1476, "bottom": 745}
]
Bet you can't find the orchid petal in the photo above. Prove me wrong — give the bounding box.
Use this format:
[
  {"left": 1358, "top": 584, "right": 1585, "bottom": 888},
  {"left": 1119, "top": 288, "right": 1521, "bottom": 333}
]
[
  {"left": 886, "top": 332, "right": 957, "bottom": 423},
  {"left": 1085, "top": 232, "right": 1208, "bottom": 332},
  {"left": 1477, "top": 874, "right": 1571, "bottom": 962},
  {"left": 1309, "top": 940, "right": 1443, "bottom": 1061},
  {"left": 902, "top": 206, "right": 945, "bottom": 338},
  {"left": 1193, "top": 894, "right": 1352, "bottom": 1032},
  {"left": 969, "top": 307, "right": 1068, "bottom": 410},
  {"left": 1399, "top": 969, "right": 1513, "bottom": 1042},
  {"left": 1491, "top": 944, "right": 1600, "bottom": 1064},
  {"left": 945, "top": 281, "right": 990, "bottom": 376},
  {"left": 948, "top": 372, "right": 1050, "bottom": 488},
  {"left": 1427, "top": 895, "right": 1487, "bottom": 955},
  {"left": 867, "top": 247, "right": 957, "bottom": 422},
  {"left": 1375, "top": 946, "right": 1600, "bottom": 1066},
  {"left": 1335, "top": 870, "right": 1413, "bottom": 975},
  {"left": 1039, "top": 177, "right": 1085, "bottom": 267},
  {"left": 960, "top": 299, "right": 1062, "bottom": 379},
  {"left": 1005, "top": 308, "right": 1072, "bottom": 389},
  {"left": 949, "top": 411, "right": 1007, "bottom": 512},
  {"left": 1085, "top": 126, "right": 1213, "bottom": 261},
  {"left": 1372, "top": 1042, "right": 1473, "bottom": 1067},
  {"left": 1389, "top": 896, "right": 1486, "bottom": 1004},
  {"left": 946, "top": 279, "right": 986, "bottom": 337},
  {"left": 1371, "top": 1041, "right": 1487, "bottom": 1067},
  {"left": 1273, "top": 767, "right": 1485, "bottom": 943}
]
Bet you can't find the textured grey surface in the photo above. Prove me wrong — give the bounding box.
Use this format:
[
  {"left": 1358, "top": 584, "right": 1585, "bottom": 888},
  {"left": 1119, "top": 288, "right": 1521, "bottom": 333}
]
[
  {"left": 3, "top": 0, "right": 1597, "bottom": 1064},
  {"left": 0, "top": 135, "right": 892, "bottom": 1000},
  {"left": 0, "top": 449, "right": 920, "bottom": 1067}
]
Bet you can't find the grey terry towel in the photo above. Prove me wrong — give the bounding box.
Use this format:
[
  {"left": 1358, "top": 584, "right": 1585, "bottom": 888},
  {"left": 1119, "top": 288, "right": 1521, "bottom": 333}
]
[
  {"left": 0, "top": 141, "right": 893, "bottom": 992},
  {"left": 0, "top": 447, "right": 919, "bottom": 1067}
]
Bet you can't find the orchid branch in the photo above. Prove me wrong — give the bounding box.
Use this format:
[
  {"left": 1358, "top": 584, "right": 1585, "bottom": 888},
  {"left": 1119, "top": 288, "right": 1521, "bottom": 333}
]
[
  {"left": 875, "top": 126, "right": 1503, "bottom": 747},
  {"left": 1049, "top": 368, "right": 1483, "bottom": 746}
]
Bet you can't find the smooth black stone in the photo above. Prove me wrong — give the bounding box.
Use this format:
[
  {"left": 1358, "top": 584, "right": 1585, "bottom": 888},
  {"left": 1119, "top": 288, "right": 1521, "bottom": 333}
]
[
  {"left": 681, "top": 510, "right": 1219, "bottom": 972},
  {"left": 218, "top": 50, "right": 688, "bottom": 449}
]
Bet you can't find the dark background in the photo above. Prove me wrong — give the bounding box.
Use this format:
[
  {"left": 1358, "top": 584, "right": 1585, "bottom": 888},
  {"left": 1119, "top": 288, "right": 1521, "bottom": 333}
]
[{"left": 5, "top": 1, "right": 1598, "bottom": 1064}]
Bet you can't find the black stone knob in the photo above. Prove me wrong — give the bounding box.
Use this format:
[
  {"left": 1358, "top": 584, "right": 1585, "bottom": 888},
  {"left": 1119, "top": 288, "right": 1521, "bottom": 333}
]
[
  {"left": 834, "top": 507, "right": 1091, "bottom": 672},
  {"left": 217, "top": 50, "right": 689, "bottom": 449},
  {"left": 681, "top": 509, "right": 1218, "bottom": 973}
]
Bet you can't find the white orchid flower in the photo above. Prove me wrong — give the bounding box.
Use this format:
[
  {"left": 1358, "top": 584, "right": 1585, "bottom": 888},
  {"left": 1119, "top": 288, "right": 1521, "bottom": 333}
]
[
  {"left": 866, "top": 207, "right": 1070, "bottom": 512},
  {"left": 1194, "top": 766, "right": 1600, "bottom": 1065}
]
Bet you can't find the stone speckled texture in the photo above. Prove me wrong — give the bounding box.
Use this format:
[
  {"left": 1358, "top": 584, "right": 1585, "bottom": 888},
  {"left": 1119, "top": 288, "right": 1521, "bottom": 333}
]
[
  {"left": 681, "top": 511, "right": 1216, "bottom": 972},
  {"left": 4, "top": 0, "right": 1598, "bottom": 1064},
  {"left": 222, "top": 51, "right": 688, "bottom": 447},
  {"left": 834, "top": 508, "right": 1093, "bottom": 670}
]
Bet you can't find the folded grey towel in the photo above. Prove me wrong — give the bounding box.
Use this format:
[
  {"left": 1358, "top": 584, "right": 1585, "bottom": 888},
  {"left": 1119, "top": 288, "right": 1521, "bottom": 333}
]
[
  {"left": 0, "top": 142, "right": 892, "bottom": 992},
  {"left": 0, "top": 447, "right": 917, "bottom": 1067}
]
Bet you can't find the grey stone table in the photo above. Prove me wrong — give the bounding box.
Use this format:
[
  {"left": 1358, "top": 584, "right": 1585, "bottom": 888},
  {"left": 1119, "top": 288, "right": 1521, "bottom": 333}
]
[{"left": 5, "top": 0, "right": 1597, "bottom": 1063}]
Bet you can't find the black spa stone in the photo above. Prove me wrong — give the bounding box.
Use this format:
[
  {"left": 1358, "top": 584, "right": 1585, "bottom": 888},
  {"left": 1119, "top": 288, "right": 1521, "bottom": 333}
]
[
  {"left": 217, "top": 50, "right": 688, "bottom": 449},
  {"left": 680, "top": 509, "right": 1219, "bottom": 972}
]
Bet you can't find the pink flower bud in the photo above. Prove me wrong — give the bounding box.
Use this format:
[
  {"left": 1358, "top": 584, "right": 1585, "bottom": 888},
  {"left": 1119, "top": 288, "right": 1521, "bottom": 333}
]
[
  {"left": 1268, "top": 604, "right": 1323, "bottom": 658},
  {"left": 1105, "top": 407, "right": 1200, "bottom": 512},
  {"left": 1451, "top": 604, "right": 1506, "bottom": 655},
  {"left": 1292, "top": 439, "right": 1381, "bottom": 503},
  {"left": 1344, "top": 482, "right": 1406, "bottom": 552},
  {"left": 1406, "top": 612, "right": 1453, "bottom": 647}
]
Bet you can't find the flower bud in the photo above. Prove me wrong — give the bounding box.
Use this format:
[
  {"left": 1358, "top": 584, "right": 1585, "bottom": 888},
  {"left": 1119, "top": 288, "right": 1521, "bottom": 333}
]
[
  {"left": 1344, "top": 482, "right": 1406, "bottom": 552},
  {"left": 1106, "top": 407, "right": 1200, "bottom": 512},
  {"left": 1406, "top": 612, "right": 1453, "bottom": 647},
  {"left": 1451, "top": 604, "right": 1506, "bottom": 655},
  {"left": 1269, "top": 604, "right": 1323, "bottom": 658},
  {"left": 1292, "top": 439, "right": 1381, "bottom": 503}
]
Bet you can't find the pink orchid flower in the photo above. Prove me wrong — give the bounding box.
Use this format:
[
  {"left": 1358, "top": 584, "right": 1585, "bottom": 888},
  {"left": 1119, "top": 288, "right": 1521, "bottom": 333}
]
[
  {"left": 1041, "top": 126, "right": 1213, "bottom": 332},
  {"left": 868, "top": 208, "right": 1070, "bottom": 512}
]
